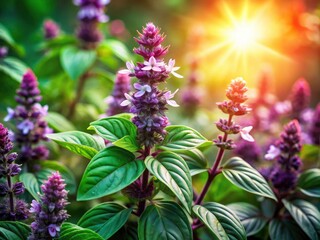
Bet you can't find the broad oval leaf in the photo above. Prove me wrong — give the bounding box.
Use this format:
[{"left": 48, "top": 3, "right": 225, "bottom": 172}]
[
  {"left": 61, "top": 46, "right": 96, "bottom": 80},
  {"left": 269, "top": 219, "right": 308, "bottom": 240},
  {"left": 98, "top": 39, "right": 131, "bottom": 61},
  {"left": 78, "top": 202, "right": 132, "bottom": 239},
  {"left": 0, "top": 221, "right": 31, "bottom": 240},
  {"left": 88, "top": 117, "right": 137, "bottom": 142},
  {"left": 145, "top": 152, "right": 192, "bottom": 212},
  {"left": 178, "top": 148, "right": 207, "bottom": 176},
  {"left": 60, "top": 222, "right": 104, "bottom": 240},
  {"left": 19, "top": 173, "right": 40, "bottom": 201},
  {"left": 297, "top": 168, "right": 320, "bottom": 197},
  {"left": 36, "top": 161, "right": 77, "bottom": 194},
  {"left": 113, "top": 135, "right": 140, "bottom": 152},
  {"left": 222, "top": 157, "right": 277, "bottom": 201},
  {"left": 282, "top": 199, "right": 320, "bottom": 240},
  {"left": 227, "top": 202, "right": 267, "bottom": 236},
  {"left": 158, "top": 125, "right": 212, "bottom": 151},
  {"left": 77, "top": 146, "right": 145, "bottom": 200},
  {"left": 47, "top": 131, "right": 105, "bottom": 159},
  {"left": 138, "top": 201, "right": 192, "bottom": 240},
  {"left": 46, "top": 112, "right": 76, "bottom": 132},
  {"left": 192, "top": 205, "right": 228, "bottom": 240},
  {"left": 203, "top": 202, "right": 246, "bottom": 240}
]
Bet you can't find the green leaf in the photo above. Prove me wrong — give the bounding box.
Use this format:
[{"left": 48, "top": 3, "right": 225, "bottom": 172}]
[
  {"left": 77, "top": 146, "right": 145, "bottom": 200},
  {"left": 178, "top": 148, "right": 207, "bottom": 176},
  {"left": 300, "top": 144, "right": 320, "bottom": 163},
  {"left": 35, "top": 49, "right": 63, "bottom": 78},
  {"left": 222, "top": 157, "right": 277, "bottom": 201},
  {"left": 203, "top": 202, "right": 246, "bottom": 240},
  {"left": 99, "top": 39, "right": 131, "bottom": 62},
  {"left": 145, "top": 152, "right": 192, "bottom": 212},
  {"left": 37, "top": 161, "right": 77, "bottom": 194},
  {"left": 269, "top": 219, "right": 308, "bottom": 240},
  {"left": 78, "top": 202, "right": 132, "bottom": 239},
  {"left": 0, "top": 221, "right": 31, "bottom": 240},
  {"left": 297, "top": 168, "right": 320, "bottom": 197},
  {"left": 282, "top": 199, "right": 320, "bottom": 240},
  {"left": 60, "top": 222, "right": 104, "bottom": 240},
  {"left": 0, "top": 23, "right": 15, "bottom": 46},
  {"left": 88, "top": 117, "right": 137, "bottom": 142},
  {"left": 228, "top": 202, "right": 267, "bottom": 236},
  {"left": 192, "top": 205, "right": 228, "bottom": 240},
  {"left": 19, "top": 173, "right": 40, "bottom": 201},
  {"left": 47, "top": 131, "right": 105, "bottom": 159},
  {"left": 0, "top": 57, "right": 28, "bottom": 82},
  {"left": 46, "top": 111, "right": 76, "bottom": 132},
  {"left": 113, "top": 135, "right": 140, "bottom": 152},
  {"left": 158, "top": 125, "right": 212, "bottom": 151},
  {"left": 61, "top": 46, "right": 96, "bottom": 80},
  {"left": 114, "top": 113, "right": 134, "bottom": 120},
  {"left": 138, "top": 201, "right": 192, "bottom": 240}
]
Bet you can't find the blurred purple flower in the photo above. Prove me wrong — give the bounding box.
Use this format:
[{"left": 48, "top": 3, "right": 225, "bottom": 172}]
[
  {"left": 264, "top": 145, "right": 281, "bottom": 160},
  {"left": 310, "top": 103, "right": 320, "bottom": 145},
  {"left": 0, "top": 46, "right": 8, "bottom": 58},
  {"left": 43, "top": 20, "right": 60, "bottom": 39},
  {"left": 289, "top": 78, "right": 310, "bottom": 120}
]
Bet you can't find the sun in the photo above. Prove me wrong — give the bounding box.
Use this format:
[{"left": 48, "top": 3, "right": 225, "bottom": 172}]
[{"left": 227, "top": 21, "right": 260, "bottom": 50}]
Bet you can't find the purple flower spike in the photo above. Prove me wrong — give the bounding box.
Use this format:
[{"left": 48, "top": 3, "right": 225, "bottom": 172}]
[
  {"left": 105, "top": 72, "right": 131, "bottom": 116},
  {"left": 43, "top": 20, "right": 60, "bottom": 39},
  {"left": 122, "top": 23, "right": 181, "bottom": 147},
  {"left": 75, "top": 0, "right": 110, "bottom": 47},
  {"left": 29, "top": 171, "right": 69, "bottom": 240},
  {"left": 269, "top": 120, "right": 302, "bottom": 193},
  {"left": 289, "top": 78, "right": 310, "bottom": 120},
  {"left": 5, "top": 69, "right": 51, "bottom": 168},
  {"left": 310, "top": 103, "right": 320, "bottom": 145},
  {"left": 0, "top": 123, "right": 28, "bottom": 221}
]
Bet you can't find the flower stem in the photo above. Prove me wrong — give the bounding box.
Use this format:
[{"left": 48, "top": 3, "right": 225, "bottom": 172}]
[
  {"left": 194, "top": 114, "right": 233, "bottom": 205},
  {"left": 6, "top": 173, "right": 15, "bottom": 217},
  {"left": 68, "top": 72, "right": 89, "bottom": 118},
  {"left": 137, "top": 147, "right": 151, "bottom": 216}
]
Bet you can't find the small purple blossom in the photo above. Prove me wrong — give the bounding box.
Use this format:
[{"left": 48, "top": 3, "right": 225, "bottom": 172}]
[
  {"left": 164, "top": 89, "right": 179, "bottom": 107},
  {"left": 29, "top": 172, "right": 69, "bottom": 240},
  {"left": 43, "top": 20, "right": 60, "bottom": 39},
  {"left": 142, "top": 56, "right": 164, "bottom": 72},
  {"left": 0, "top": 46, "right": 8, "bottom": 58},
  {"left": 134, "top": 83, "right": 152, "bottom": 97},
  {"left": 166, "top": 59, "right": 183, "bottom": 78},
  {"left": 119, "top": 61, "right": 135, "bottom": 75},
  {"left": 239, "top": 126, "right": 254, "bottom": 142},
  {"left": 265, "top": 145, "right": 281, "bottom": 160},
  {"left": 0, "top": 123, "right": 28, "bottom": 221}
]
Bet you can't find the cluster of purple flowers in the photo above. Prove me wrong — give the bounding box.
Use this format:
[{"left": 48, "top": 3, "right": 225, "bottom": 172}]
[
  {"left": 105, "top": 72, "right": 131, "bottom": 116},
  {"left": 265, "top": 120, "right": 302, "bottom": 193},
  {"left": 5, "top": 70, "right": 51, "bottom": 170},
  {"left": 310, "top": 104, "right": 320, "bottom": 145},
  {"left": 43, "top": 20, "right": 60, "bottom": 40},
  {"left": 215, "top": 78, "right": 254, "bottom": 150},
  {"left": 0, "top": 123, "right": 28, "bottom": 221},
  {"left": 29, "top": 171, "right": 69, "bottom": 240},
  {"left": 74, "top": 0, "right": 110, "bottom": 46},
  {"left": 180, "top": 60, "right": 202, "bottom": 115},
  {"left": 120, "top": 22, "right": 182, "bottom": 148},
  {"left": 289, "top": 78, "right": 310, "bottom": 121}
]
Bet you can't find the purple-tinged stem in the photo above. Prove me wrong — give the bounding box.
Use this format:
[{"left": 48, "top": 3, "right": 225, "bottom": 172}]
[
  {"left": 195, "top": 114, "right": 233, "bottom": 205},
  {"left": 137, "top": 147, "right": 151, "bottom": 216},
  {"left": 6, "top": 173, "right": 14, "bottom": 216}
]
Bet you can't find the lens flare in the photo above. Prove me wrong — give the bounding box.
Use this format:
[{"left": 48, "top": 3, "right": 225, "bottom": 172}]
[{"left": 227, "top": 21, "right": 259, "bottom": 50}]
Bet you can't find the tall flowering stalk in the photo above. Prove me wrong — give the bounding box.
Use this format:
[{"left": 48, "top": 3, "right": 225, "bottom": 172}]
[
  {"left": 74, "top": 0, "right": 110, "bottom": 48},
  {"left": 310, "top": 103, "right": 320, "bottom": 145},
  {"left": 195, "top": 78, "right": 253, "bottom": 205},
  {"left": 289, "top": 78, "right": 310, "bottom": 121},
  {"left": 5, "top": 69, "right": 51, "bottom": 171},
  {"left": 105, "top": 72, "right": 131, "bottom": 116},
  {"left": 0, "top": 123, "right": 28, "bottom": 221},
  {"left": 29, "top": 172, "right": 69, "bottom": 240},
  {"left": 180, "top": 60, "right": 202, "bottom": 116},
  {"left": 120, "top": 22, "right": 182, "bottom": 214},
  {"left": 120, "top": 22, "right": 182, "bottom": 148},
  {"left": 265, "top": 120, "right": 302, "bottom": 195}
]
